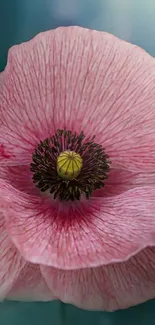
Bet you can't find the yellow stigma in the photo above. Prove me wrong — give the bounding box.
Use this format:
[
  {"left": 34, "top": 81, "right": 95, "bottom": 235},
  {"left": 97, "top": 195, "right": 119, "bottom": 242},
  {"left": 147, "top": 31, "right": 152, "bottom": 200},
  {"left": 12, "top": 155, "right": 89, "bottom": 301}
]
[{"left": 57, "top": 151, "right": 83, "bottom": 180}]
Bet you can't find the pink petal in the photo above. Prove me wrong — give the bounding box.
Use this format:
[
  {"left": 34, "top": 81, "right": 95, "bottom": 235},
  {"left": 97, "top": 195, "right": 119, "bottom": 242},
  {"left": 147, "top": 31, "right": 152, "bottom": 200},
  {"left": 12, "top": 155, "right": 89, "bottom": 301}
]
[
  {"left": 1, "top": 165, "right": 155, "bottom": 199},
  {"left": 41, "top": 247, "right": 155, "bottom": 311},
  {"left": 0, "top": 213, "right": 26, "bottom": 299},
  {"left": 7, "top": 263, "right": 56, "bottom": 301},
  {"left": 0, "top": 125, "right": 36, "bottom": 166},
  {"left": 1, "top": 180, "right": 155, "bottom": 269},
  {"left": 0, "top": 27, "right": 155, "bottom": 173},
  {"left": 0, "top": 72, "right": 3, "bottom": 84},
  {"left": 94, "top": 169, "right": 155, "bottom": 197},
  {"left": 0, "top": 166, "right": 39, "bottom": 195}
]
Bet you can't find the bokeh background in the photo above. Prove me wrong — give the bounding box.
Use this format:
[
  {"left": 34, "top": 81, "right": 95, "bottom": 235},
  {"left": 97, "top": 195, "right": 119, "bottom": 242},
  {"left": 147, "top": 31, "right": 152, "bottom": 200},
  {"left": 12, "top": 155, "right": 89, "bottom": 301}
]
[{"left": 0, "top": 0, "right": 155, "bottom": 324}]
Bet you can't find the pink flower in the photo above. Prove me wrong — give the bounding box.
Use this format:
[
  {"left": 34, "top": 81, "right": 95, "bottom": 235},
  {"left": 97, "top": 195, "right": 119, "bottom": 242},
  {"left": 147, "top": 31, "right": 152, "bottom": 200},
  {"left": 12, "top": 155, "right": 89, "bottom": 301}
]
[{"left": 0, "top": 26, "right": 155, "bottom": 311}]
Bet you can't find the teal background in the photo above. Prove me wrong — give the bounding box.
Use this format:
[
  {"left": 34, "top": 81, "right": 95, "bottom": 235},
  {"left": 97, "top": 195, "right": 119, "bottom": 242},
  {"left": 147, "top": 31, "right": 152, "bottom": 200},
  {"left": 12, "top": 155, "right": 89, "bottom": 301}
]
[
  {"left": 1, "top": 300, "right": 155, "bottom": 325},
  {"left": 1, "top": 0, "right": 155, "bottom": 324}
]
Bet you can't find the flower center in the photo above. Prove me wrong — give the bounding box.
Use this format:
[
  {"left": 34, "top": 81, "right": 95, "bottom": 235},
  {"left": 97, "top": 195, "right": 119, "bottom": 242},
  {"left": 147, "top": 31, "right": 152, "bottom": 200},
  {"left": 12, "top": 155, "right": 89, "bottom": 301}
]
[
  {"left": 57, "top": 151, "right": 83, "bottom": 180},
  {"left": 30, "top": 129, "right": 110, "bottom": 201}
]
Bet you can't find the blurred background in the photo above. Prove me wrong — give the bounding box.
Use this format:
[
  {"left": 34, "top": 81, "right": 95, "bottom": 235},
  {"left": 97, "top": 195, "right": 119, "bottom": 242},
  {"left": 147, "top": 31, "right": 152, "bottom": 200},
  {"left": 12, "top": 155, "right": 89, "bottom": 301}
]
[
  {"left": 0, "top": 0, "right": 155, "bottom": 71},
  {"left": 1, "top": 0, "right": 155, "bottom": 324}
]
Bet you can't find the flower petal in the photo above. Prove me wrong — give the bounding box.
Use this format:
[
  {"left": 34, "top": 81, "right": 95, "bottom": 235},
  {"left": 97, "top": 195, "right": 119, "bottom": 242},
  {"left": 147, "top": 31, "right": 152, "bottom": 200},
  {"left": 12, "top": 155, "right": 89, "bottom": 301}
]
[
  {"left": 94, "top": 169, "right": 155, "bottom": 197},
  {"left": 1, "top": 165, "right": 155, "bottom": 199},
  {"left": 1, "top": 180, "right": 155, "bottom": 269},
  {"left": 41, "top": 247, "right": 155, "bottom": 311},
  {"left": 0, "top": 213, "right": 26, "bottom": 299},
  {"left": 0, "top": 166, "right": 39, "bottom": 195},
  {"left": 7, "top": 263, "right": 55, "bottom": 301},
  {"left": 1, "top": 27, "right": 155, "bottom": 172},
  {"left": 0, "top": 72, "right": 3, "bottom": 84}
]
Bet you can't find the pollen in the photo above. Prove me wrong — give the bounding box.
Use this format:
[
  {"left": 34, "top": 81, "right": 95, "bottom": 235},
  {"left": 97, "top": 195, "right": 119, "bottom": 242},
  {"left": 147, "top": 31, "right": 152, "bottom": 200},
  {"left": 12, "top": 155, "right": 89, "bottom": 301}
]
[{"left": 57, "top": 151, "right": 83, "bottom": 180}]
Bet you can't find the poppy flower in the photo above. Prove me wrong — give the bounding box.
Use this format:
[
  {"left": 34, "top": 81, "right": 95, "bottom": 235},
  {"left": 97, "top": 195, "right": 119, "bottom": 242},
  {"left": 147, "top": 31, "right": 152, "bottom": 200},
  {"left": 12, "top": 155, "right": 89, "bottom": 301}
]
[{"left": 0, "top": 26, "right": 155, "bottom": 311}]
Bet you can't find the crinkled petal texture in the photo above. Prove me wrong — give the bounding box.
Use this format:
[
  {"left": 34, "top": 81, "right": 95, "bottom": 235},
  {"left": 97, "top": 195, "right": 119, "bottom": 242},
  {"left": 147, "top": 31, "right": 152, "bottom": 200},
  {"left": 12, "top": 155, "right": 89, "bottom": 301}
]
[
  {"left": 6, "top": 263, "right": 55, "bottom": 301},
  {"left": 1, "top": 26, "right": 155, "bottom": 309},
  {"left": 0, "top": 213, "right": 26, "bottom": 299},
  {"left": 1, "top": 27, "right": 155, "bottom": 174},
  {"left": 1, "top": 181, "right": 155, "bottom": 271},
  {"left": 41, "top": 247, "right": 155, "bottom": 311},
  {"left": 0, "top": 210, "right": 54, "bottom": 302}
]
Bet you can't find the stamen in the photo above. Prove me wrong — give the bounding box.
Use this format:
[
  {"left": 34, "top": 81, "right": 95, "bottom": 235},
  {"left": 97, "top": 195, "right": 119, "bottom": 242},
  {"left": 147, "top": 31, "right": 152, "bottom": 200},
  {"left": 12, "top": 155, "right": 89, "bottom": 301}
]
[{"left": 30, "top": 128, "right": 110, "bottom": 201}]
